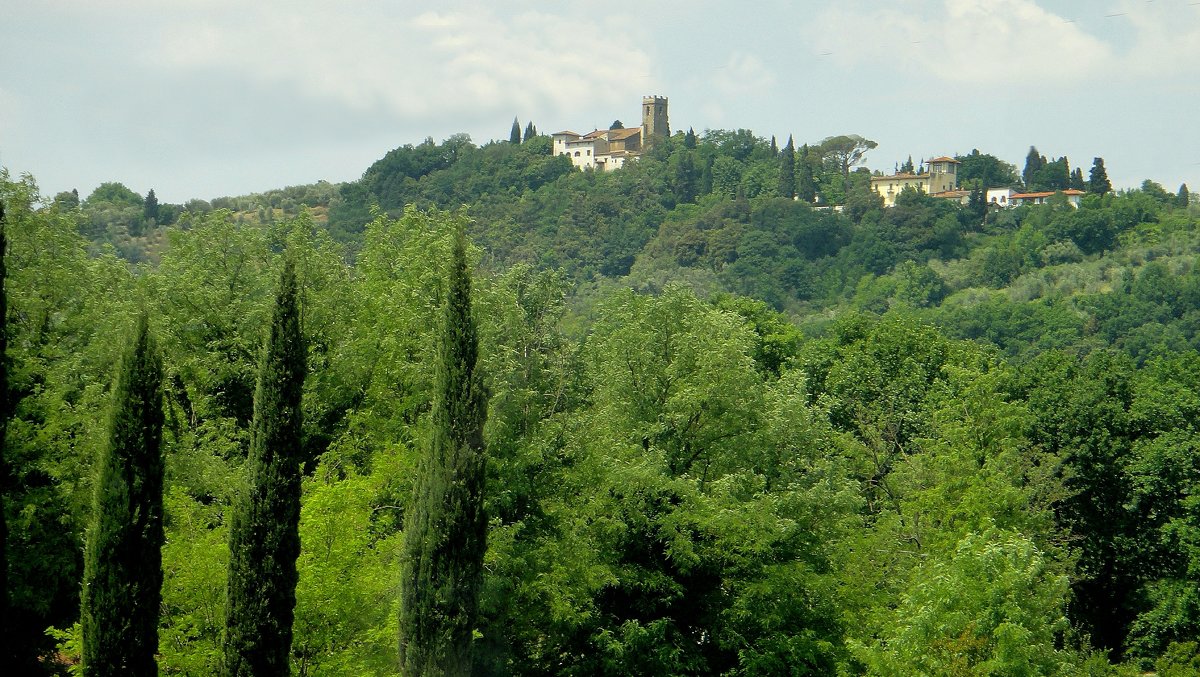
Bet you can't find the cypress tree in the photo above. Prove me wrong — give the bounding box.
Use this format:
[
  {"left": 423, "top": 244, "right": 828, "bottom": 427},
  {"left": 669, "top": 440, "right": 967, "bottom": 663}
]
[
  {"left": 1023, "top": 146, "right": 1044, "bottom": 188},
  {"left": 1071, "top": 167, "right": 1086, "bottom": 191},
  {"left": 80, "top": 312, "right": 164, "bottom": 677},
  {"left": 797, "top": 144, "right": 817, "bottom": 203},
  {"left": 523, "top": 121, "right": 536, "bottom": 143},
  {"left": 1177, "top": 183, "right": 1189, "bottom": 208},
  {"left": 399, "top": 223, "right": 488, "bottom": 676},
  {"left": 1088, "top": 157, "right": 1112, "bottom": 195},
  {"left": 223, "top": 259, "right": 306, "bottom": 676},
  {"left": 683, "top": 127, "right": 697, "bottom": 149},
  {"left": 778, "top": 135, "right": 796, "bottom": 199},
  {"left": 509, "top": 118, "right": 521, "bottom": 144}
]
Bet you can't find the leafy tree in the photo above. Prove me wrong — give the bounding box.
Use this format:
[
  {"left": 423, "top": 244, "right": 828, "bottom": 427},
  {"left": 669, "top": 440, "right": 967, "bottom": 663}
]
[
  {"left": 959, "top": 150, "right": 1011, "bottom": 185},
  {"left": 1089, "top": 157, "right": 1112, "bottom": 195},
  {"left": 85, "top": 182, "right": 143, "bottom": 209},
  {"left": 609, "top": 119, "right": 624, "bottom": 130},
  {"left": 399, "top": 221, "right": 488, "bottom": 676},
  {"left": 818, "top": 134, "right": 877, "bottom": 182},
  {"left": 778, "top": 135, "right": 796, "bottom": 199},
  {"left": 509, "top": 118, "right": 521, "bottom": 144},
  {"left": 52, "top": 189, "right": 80, "bottom": 211},
  {"left": 80, "top": 313, "right": 165, "bottom": 676},
  {"left": 223, "top": 259, "right": 307, "bottom": 675}
]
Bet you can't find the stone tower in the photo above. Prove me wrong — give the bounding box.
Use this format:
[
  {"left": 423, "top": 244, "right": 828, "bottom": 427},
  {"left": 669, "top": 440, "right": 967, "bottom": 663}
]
[{"left": 642, "top": 95, "right": 669, "bottom": 143}]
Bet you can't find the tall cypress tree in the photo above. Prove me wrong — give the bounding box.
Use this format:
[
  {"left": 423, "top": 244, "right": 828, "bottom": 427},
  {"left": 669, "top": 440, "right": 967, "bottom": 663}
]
[
  {"left": 399, "top": 224, "right": 488, "bottom": 676},
  {"left": 1178, "top": 183, "right": 1191, "bottom": 208},
  {"left": 223, "top": 259, "right": 306, "bottom": 676},
  {"left": 797, "top": 144, "right": 817, "bottom": 203},
  {"left": 1023, "top": 146, "right": 1044, "bottom": 188},
  {"left": 80, "top": 312, "right": 164, "bottom": 677},
  {"left": 523, "top": 121, "right": 536, "bottom": 143},
  {"left": 778, "top": 135, "right": 796, "bottom": 199},
  {"left": 509, "top": 118, "right": 522, "bottom": 144}
]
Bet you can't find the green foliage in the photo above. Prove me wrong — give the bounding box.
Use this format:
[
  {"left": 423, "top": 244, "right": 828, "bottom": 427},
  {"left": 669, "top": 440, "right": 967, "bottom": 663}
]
[
  {"left": 80, "top": 313, "right": 165, "bottom": 676},
  {"left": 399, "top": 217, "right": 488, "bottom": 676},
  {"left": 223, "top": 260, "right": 307, "bottom": 675},
  {"left": 958, "top": 148, "right": 1019, "bottom": 189}
]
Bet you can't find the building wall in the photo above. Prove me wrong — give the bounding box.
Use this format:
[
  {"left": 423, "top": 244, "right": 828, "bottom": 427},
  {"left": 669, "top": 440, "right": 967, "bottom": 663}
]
[{"left": 871, "top": 175, "right": 931, "bottom": 207}]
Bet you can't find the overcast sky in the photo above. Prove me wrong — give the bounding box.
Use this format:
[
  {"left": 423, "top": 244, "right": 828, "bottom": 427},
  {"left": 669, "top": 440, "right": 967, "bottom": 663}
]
[{"left": 3, "top": 0, "right": 1198, "bottom": 204}]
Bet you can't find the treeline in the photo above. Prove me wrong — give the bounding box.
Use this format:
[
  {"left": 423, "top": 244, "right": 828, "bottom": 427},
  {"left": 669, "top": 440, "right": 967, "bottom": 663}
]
[{"left": 4, "top": 164, "right": 1200, "bottom": 675}]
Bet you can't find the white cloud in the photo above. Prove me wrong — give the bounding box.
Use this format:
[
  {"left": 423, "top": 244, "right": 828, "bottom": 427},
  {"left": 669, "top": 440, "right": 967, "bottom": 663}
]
[
  {"left": 150, "top": 3, "right": 656, "bottom": 127},
  {"left": 712, "top": 52, "right": 776, "bottom": 95},
  {"left": 805, "top": 0, "right": 1115, "bottom": 85}
]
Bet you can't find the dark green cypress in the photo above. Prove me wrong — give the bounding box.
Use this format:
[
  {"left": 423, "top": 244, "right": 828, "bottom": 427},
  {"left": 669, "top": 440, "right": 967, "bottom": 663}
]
[
  {"left": 223, "top": 259, "right": 306, "bottom": 676},
  {"left": 399, "top": 224, "right": 488, "bottom": 676},
  {"left": 778, "top": 135, "right": 796, "bottom": 199},
  {"left": 80, "top": 312, "right": 164, "bottom": 677},
  {"left": 1088, "top": 157, "right": 1112, "bottom": 195},
  {"left": 797, "top": 144, "right": 817, "bottom": 203},
  {"left": 509, "top": 118, "right": 521, "bottom": 144}
]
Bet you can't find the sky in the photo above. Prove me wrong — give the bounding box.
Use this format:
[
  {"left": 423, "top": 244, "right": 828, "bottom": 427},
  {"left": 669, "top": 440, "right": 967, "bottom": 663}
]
[{"left": 2, "top": 0, "right": 1198, "bottom": 204}]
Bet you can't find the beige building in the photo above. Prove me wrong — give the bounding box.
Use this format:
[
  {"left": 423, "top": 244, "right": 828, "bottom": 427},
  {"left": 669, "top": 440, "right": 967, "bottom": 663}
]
[
  {"left": 870, "top": 156, "right": 961, "bottom": 207},
  {"left": 551, "top": 96, "right": 669, "bottom": 171}
]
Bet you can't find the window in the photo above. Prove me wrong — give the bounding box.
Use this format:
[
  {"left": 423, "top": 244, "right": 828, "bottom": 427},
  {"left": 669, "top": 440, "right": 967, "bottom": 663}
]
[{"left": 574, "top": 151, "right": 580, "bottom": 157}]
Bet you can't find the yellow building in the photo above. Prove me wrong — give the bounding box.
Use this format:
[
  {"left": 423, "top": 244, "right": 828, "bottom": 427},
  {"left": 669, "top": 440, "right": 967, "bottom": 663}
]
[{"left": 870, "top": 156, "right": 960, "bottom": 207}]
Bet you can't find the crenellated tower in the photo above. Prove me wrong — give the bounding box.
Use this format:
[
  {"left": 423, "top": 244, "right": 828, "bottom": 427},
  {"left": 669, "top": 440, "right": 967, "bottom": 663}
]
[{"left": 641, "top": 95, "right": 669, "bottom": 144}]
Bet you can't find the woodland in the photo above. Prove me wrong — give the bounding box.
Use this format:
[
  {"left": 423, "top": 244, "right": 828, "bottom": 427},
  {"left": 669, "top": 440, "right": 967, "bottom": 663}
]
[{"left": 2, "top": 123, "right": 1200, "bottom": 675}]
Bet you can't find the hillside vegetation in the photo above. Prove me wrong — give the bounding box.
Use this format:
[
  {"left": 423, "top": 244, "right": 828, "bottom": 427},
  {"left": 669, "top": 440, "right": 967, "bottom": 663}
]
[{"left": 3, "top": 124, "right": 1200, "bottom": 675}]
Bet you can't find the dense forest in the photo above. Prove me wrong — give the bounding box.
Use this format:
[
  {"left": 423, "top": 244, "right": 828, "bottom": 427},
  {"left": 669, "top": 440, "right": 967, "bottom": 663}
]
[{"left": 3, "top": 122, "right": 1200, "bottom": 675}]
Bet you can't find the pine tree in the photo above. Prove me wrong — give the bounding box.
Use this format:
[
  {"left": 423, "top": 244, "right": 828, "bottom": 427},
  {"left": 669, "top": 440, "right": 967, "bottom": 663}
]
[
  {"left": 900, "top": 155, "right": 915, "bottom": 174},
  {"left": 223, "top": 260, "right": 306, "bottom": 676},
  {"left": 797, "top": 144, "right": 817, "bottom": 203},
  {"left": 399, "top": 223, "right": 488, "bottom": 676},
  {"left": 1088, "top": 157, "right": 1112, "bottom": 195},
  {"left": 80, "top": 312, "right": 164, "bottom": 676},
  {"left": 778, "top": 135, "right": 796, "bottom": 199},
  {"left": 1177, "top": 183, "right": 1190, "bottom": 208},
  {"left": 523, "top": 121, "right": 536, "bottom": 143},
  {"left": 509, "top": 118, "right": 521, "bottom": 144}
]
